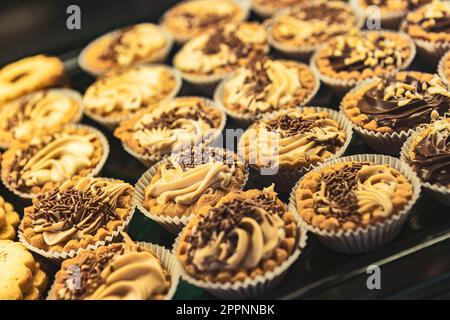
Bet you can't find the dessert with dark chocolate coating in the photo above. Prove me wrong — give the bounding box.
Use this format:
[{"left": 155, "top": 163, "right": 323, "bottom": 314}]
[
  {"left": 295, "top": 161, "right": 413, "bottom": 231},
  {"left": 176, "top": 186, "right": 299, "bottom": 284},
  {"left": 20, "top": 177, "right": 134, "bottom": 256},
  {"left": 342, "top": 71, "right": 450, "bottom": 134}
]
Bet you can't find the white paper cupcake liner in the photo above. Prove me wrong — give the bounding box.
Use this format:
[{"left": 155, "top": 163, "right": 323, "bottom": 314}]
[
  {"left": 119, "top": 96, "right": 227, "bottom": 167},
  {"left": 134, "top": 147, "right": 249, "bottom": 234},
  {"left": 172, "top": 216, "right": 308, "bottom": 299},
  {"left": 160, "top": 0, "right": 251, "bottom": 44},
  {"left": 78, "top": 24, "right": 174, "bottom": 77},
  {"left": 0, "top": 88, "right": 85, "bottom": 150},
  {"left": 213, "top": 62, "right": 320, "bottom": 128},
  {"left": 310, "top": 30, "right": 416, "bottom": 96},
  {"left": 438, "top": 50, "right": 450, "bottom": 88},
  {"left": 2, "top": 123, "right": 110, "bottom": 199},
  {"left": 266, "top": 6, "right": 365, "bottom": 61},
  {"left": 46, "top": 242, "right": 180, "bottom": 300},
  {"left": 289, "top": 154, "right": 421, "bottom": 254},
  {"left": 350, "top": 0, "right": 408, "bottom": 30},
  {"left": 18, "top": 178, "right": 136, "bottom": 261},
  {"left": 83, "top": 64, "right": 183, "bottom": 131},
  {"left": 237, "top": 106, "right": 354, "bottom": 193},
  {"left": 400, "top": 127, "right": 450, "bottom": 207}
]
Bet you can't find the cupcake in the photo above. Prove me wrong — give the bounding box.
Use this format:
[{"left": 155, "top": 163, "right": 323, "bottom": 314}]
[
  {"left": 79, "top": 23, "right": 172, "bottom": 76},
  {"left": 214, "top": 56, "right": 319, "bottom": 127},
  {"left": 0, "top": 89, "right": 83, "bottom": 149},
  {"left": 401, "top": 0, "right": 450, "bottom": 63},
  {"left": 161, "top": 0, "right": 249, "bottom": 43},
  {"left": 0, "top": 240, "right": 48, "bottom": 300},
  {"left": 135, "top": 146, "right": 248, "bottom": 233},
  {"left": 251, "top": 0, "right": 306, "bottom": 17},
  {"left": 1, "top": 124, "right": 109, "bottom": 198},
  {"left": 19, "top": 177, "right": 135, "bottom": 259},
  {"left": 173, "top": 22, "right": 269, "bottom": 92},
  {"left": 352, "top": 0, "right": 432, "bottom": 29},
  {"left": 83, "top": 64, "right": 181, "bottom": 129},
  {"left": 401, "top": 118, "right": 450, "bottom": 206},
  {"left": 341, "top": 71, "right": 450, "bottom": 154},
  {"left": 0, "top": 55, "right": 64, "bottom": 105},
  {"left": 311, "top": 30, "right": 415, "bottom": 95},
  {"left": 114, "top": 97, "right": 225, "bottom": 166},
  {"left": 268, "top": 1, "right": 362, "bottom": 60},
  {"left": 175, "top": 186, "right": 305, "bottom": 298},
  {"left": 0, "top": 196, "right": 20, "bottom": 241},
  {"left": 238, "top": 107, "right": 352, "bottom": 193},
  {"left": 47, "top": 237, "right": 179, "bottom": 300},
  {"left": 290, "top": 154, "right": 420, "bottom": 253},
  {"left": 438, "top": 49, "right": 450, "bottom": 87}
]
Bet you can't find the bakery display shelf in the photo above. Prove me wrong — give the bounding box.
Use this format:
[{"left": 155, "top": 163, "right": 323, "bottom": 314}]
[{"left": 2, "top": 37, "right": 450, "bottom": 300}]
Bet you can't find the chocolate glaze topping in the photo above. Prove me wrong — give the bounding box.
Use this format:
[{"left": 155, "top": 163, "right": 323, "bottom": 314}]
[
  {"left": 357, "top": 75, "right": 450, "bottom": 132},
  {"left": 412, "top": 125, "right": 450, "bottom": 186}
]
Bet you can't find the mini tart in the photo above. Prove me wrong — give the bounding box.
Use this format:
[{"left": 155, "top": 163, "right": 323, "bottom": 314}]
[
  {"left": 142, "top": 147, "right": 247, "bottom": 219},
  {"left": 342, "top": 72, "right": 450, "bottom": 134},
  {"left": 173, "top": 22, "right": 269, "bottom": 81},
  {"left": 269, "top": 1, "right": 361, "bottom": 54},
  {"left": 176, "top": 186, "right": 298, "bottom": 283},
  {"left": 313, "top": 30, "right": 414, "bottom": 84},
  {"left": 401, "top": 0, "right": 450, "bottom": 45},
  {"left": 0, "top": 55, "right": 64, "bottom": 105},
  {"left": 1, "top": 125, "right": 107, "bottom": 197},
  {"left": 0, "top": 196, "right": 20, "bottom": 240},
  {"left": 295, "top": 161, "right": 413, "bottom": 232},
  {"left": 20, "top": 177, "right": 134, "bottom": 256},
  {"left": 79, "top": 23, "right": 171, "bottom": 76},
  {"left": 48, "top": 241, "right": 171, "bottom": 300},
  {"left": 0, "top": 89, "right": 83, "bottom": 148},
  {"left": 114, "top": 97, "right": 224, "bottom": 164},
  {"left": 239, "top": 108, "right": 348, "bottom": 171},
  {"left": 161, "top": 0, "right": 248, "bottom": 43},
  {"left": 408, "top": 118, "right": 450, "bottom": 188},
  {"left": 83, "top": 65, "right": 180, "bottom": 126},
  {"left": 251, "top": 0, "right": 306, "bottom": 17},
  {"left": 0, "top": 240, "right": 48, "bottom": 300},
  {"left": 218, "top": 57, "right": 318, "bottom": 122}
]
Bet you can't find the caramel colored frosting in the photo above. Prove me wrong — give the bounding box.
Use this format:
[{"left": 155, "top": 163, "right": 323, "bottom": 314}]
[
  {"left": 53, "top": 242, "right": 170, "bottom": 300},
  {"left": 162, "top": 0, "right": 245, "bottom": 40},
  {"left": 185, "top": 186, "right": 287, "bottom": 272},
  {"left": 31, "top": 177, "right": 131, "bottom": 246},
  {"left": 145, "top": 148, "right": 235, "bottom": 206},
  {"left": 359, "top": 0, "right": 432, "bottom": 12},
  {"left": 98, "top": 23, "right": 167, "bottom": 67},
  {"left": 0, "top": 90, "right": 81, "bottom": 145},
  {"left": 241, "top": 109, "right": 346, "bottom": 168},
  {"left": 223, "top": 58, "right": 313, "bottom": 116},
  {"left": 83, "top": 65, "right": 176, "bottom": 119},
  {"left": 252, "top": 0, "right": 305, "bottom": 11},
  {"left": 174, "top": 22, "right": 268, "bottom": 76},
  {"left": 272, "top": 1, "right": 359, "bottom": 47}
]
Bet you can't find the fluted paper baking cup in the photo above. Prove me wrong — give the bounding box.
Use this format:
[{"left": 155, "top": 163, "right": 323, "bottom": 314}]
[
  {"left": 120, "top": 96, "right": 227, "bottom": 167},
  {"left": 340, "top": 78, "right": 415, "bottom": 155},
  {"left": 18, "top": 178, "right": 136, "bottom": 261},
  {"left": 78, "top": 25, "right": 174, "bottom": 77},
  {"left": 159, "top": 0, "right": 251, "bottom": 44},
  {"left": 400, "top": 128, "right": 450, "bottom": 207},
  {"left": 173, "top": 218, "right": 308, "bottom": 299},
  {"left": 267, "top": 7, "right": 364, "bottom": 61},
  {"left": 46, "top": 242, "right": 180, "bottom": 300},
  {"left": 237, "top": 106, "right": 354, "bottom": 193},
  {"left": 134, "top": 147, "right": 249, "bottom": 234},
  {"left": 0, "top": 88, "right": 85, "bottom": 150},
  {"left": 83, "top": 65, "right": 182, "bottom": 131},
  {"left": 351, "top": 0, "right": 408, "bottom": 30},
  {"left": 289, "top": 154, "right": 421, "bottom": 254},
  {"left": 213, "top": 63, "right": 320, "bottom": 128},
  {"left": 310, "top": 30, "right": 416, "bottom": 96},
  {"left": 1, "top": 123, "right": 110, "bottom": 199},
  {"left": 438, "top": 50, "right": 450, "bottom": 88}
]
